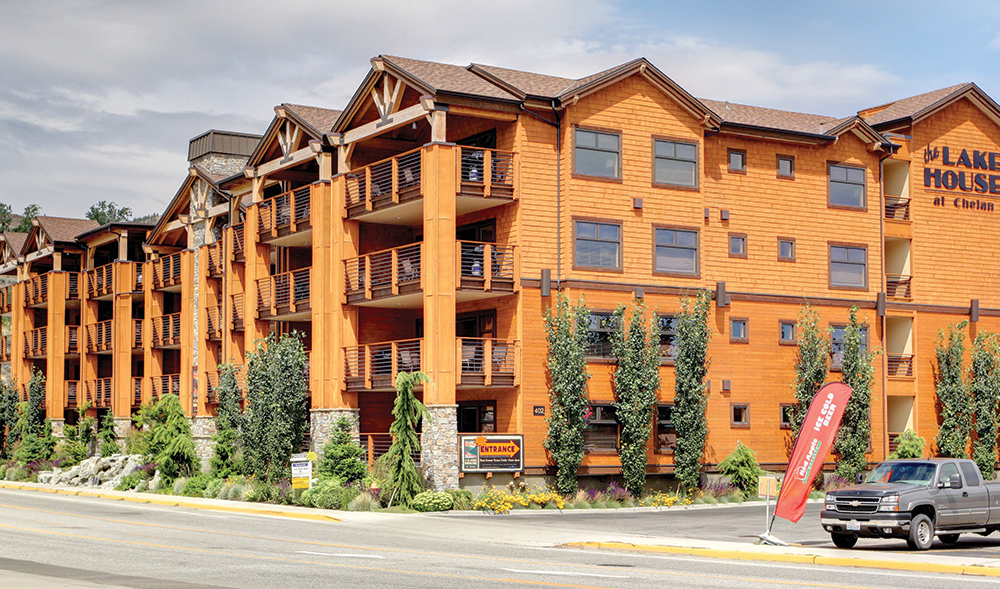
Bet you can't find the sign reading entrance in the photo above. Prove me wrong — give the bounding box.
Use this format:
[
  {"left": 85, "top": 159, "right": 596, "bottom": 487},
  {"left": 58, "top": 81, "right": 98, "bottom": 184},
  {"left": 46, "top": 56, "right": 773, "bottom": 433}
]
[
  {"left": 459, "top": 434, "right": 523, "bottom": 473},
  {"left": 291, "top": 453, "right": 313, "bottom": 490}
]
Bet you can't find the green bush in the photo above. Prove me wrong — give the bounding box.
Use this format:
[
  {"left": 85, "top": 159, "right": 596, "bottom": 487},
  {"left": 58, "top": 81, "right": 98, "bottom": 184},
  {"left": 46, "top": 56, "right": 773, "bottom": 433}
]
[
  {"left": 141, "top": 395, "right": 198, "bottom": 483},
  {"left": 203, "top": 478, "right": 225, "bottom": 499},
  {"left": 116, "top": 471, "right": 146, "bottom": 491},
  {"left": 244, "top": 480, "right": 279, "bottom": 503},
  {"left": 888, "top": 429, "right": 926, "bottom": 460},
  {"left": 181, "top": 474, "right": 213, "bottom": 497},
  {"left": 99, "top": 412, "right": 120, "bottom": 457},
  {"left": 411, "top": 491, "right": 453, "bottom": 512},
  {"left": 317, "top": 417, "right": 367, "bottom": 483},
  {"left": 347, "top": 492, "right": 380, "bottom": 512},
  {"left": 124, "top": 426, "right": 149, "bottom": 456},
  {"left": 224, "top": 482, "right": 247, "bottom": 501},
  {"left": 717, "top": 441, "right": 764, "bottom": 498},
  {"left": 299, "top": 480, "right": 360, "bottom": 510},
  {"left": 445, "top": 489, "right": 473, "bottom": 511}
]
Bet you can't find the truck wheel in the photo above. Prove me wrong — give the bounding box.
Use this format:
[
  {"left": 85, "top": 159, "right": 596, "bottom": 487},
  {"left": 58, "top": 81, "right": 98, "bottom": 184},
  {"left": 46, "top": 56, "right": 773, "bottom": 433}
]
[
  {"left": 831, "top": 533, "right": 857, "bottom": 549},
  {"left": 939, "top": 534, "right": 960, "bottom": 544},
  {"left": 907, "top": 514, "right": 934, "bottom": 550}
]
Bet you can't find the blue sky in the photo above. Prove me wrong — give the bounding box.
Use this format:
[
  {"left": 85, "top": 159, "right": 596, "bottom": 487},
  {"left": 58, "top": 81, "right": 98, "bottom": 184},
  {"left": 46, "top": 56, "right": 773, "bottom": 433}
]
[{"left": 1, "top": 0, "right": 998, "bottom": 219}]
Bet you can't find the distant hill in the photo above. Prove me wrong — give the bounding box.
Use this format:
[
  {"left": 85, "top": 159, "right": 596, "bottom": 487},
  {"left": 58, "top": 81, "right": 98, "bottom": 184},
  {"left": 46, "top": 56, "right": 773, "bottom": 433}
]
[{"left": 131, "top": 213, "right": 161, "bottom": 224}]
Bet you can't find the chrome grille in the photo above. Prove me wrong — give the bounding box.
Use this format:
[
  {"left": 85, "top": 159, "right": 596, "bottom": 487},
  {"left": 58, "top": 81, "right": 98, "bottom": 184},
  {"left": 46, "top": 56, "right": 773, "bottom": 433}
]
[{"left": 833, "top": 496, "right": 879, "bottom": 513}]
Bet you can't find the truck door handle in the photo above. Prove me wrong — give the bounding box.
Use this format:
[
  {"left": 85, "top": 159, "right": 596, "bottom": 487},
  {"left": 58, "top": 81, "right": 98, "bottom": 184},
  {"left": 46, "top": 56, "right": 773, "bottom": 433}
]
[{"left": 963, "top": 492, "right": 969, "bottom": 497}]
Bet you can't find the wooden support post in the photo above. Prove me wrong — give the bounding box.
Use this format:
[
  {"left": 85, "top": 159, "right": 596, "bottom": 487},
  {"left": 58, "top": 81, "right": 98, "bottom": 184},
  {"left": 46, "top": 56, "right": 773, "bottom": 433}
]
[
  {"left": 391, "top": 157, "right": 399, "bottom": 204},
  {"left": 483, "top": 150, "right": 492, "bottom": 198},
  {"left": 484, "top": 244, "right": 492, "bottom": 291},
  {"left": 364, "top": 345, "right": 372, "bottom": 390},
  {"left": 391, "top": 248, "right": 399, "bottom": 295},
  {"left": 365, "top": 167, "right": 373, "bottom": 211},
  {"left": 484, "top": 338, "right": 493, "bottom": 387}
]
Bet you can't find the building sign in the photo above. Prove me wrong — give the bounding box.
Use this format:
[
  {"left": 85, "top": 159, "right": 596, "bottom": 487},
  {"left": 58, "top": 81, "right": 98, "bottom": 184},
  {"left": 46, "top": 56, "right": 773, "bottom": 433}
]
[
  {"left": 924, "top": 145, "right": 1000, "bottom": 211},
  {"left": 291, "top": 453, "right": 313, "bottom": 489},
  {"left": 459, "top": 434, "right": 523, "bottom": 473},
  {"left": 533, "top": 406, "right": 545, "bottom": 416}
]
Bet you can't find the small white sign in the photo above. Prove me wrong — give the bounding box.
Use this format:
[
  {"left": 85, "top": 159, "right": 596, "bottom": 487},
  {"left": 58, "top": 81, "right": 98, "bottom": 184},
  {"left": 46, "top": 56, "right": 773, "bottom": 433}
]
[{"left": 291, "top": 457, "right": 313, "bottom": 490}]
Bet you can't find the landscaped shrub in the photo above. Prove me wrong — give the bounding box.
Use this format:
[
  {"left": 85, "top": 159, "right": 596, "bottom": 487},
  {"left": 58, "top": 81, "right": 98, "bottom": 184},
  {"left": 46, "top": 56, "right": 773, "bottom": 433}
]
[
  {"left": 181, "top": 474, "right": 213, "bottom": 497},
  {"left": 317, "top": 416, "right": 366, "bottom": 483},
  {"left": 123, "top": 426, "right": 149, "bottom": 456},
  {"left": 445, "top": 488, "right": 473, "bottom": 511},
  {"left": 138, "top": 394, "right": 197, "bottom": 483},
  {"left": 603, "top": 481, "right": 632, "bottom": 502},
  {"left": 99, "top": 412, "right": 120, "bottom": 457},
  {"left": 717, "top": 441, "right": 764, "bottom": 499},
  {"left": 641, "top": 491, "right": 692, "bottom": 508},
  {"left": 116, "top": 471, "right": 147, "bottom": 491},
  {"left": 411, "top": 490, "right": 453, "bottom": 512},
  {"left": 299, "top": 480, "right": 361, "bottom": 510},
  {"left": 473, "top": 486, "right": 528, "bottom": 514},
  {"left": 203, "top": 478, "right": 225, "bottom": 499},
  {"left": 347, "top": 492, "right": 380, "bottom": 512},
  {"left": 382, "top": 372, "right": 430, "bottom": 507},
  {"left": 888, "top": 429, "right": 926, "bottom": 460}
]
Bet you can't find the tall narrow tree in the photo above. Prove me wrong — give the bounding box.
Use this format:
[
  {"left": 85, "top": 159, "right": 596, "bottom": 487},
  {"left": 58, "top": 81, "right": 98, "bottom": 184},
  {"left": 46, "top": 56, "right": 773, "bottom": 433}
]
[
  {"left": 833, "top": 307, "right": 878, "bottom": 481},
  {"left": 935, "top": 321, "right": 970, "bottom": 458},
  {"left": 383, "top": 371, "right": 431, "bottom": 507},
  {"left": 790, "top": 305, "right": 829, "bottom": 437},
  {"left": 970, "top": 331, "right": 1000, "bottom": 479},
  {"left": 672, "top": 290, "right": 712, "bottom": 491}
]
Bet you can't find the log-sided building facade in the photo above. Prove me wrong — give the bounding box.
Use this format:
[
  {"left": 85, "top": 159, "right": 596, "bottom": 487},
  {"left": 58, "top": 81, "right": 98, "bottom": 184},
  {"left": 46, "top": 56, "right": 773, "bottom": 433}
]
[{"left": 3, "top": 54, "right": 999, "bottom": 486}]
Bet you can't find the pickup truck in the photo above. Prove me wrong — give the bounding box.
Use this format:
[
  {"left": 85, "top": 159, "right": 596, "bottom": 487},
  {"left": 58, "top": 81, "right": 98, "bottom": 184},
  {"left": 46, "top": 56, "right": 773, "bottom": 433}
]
[{"left": 820, "top": 458, "right": 1000, "bottom": 550}]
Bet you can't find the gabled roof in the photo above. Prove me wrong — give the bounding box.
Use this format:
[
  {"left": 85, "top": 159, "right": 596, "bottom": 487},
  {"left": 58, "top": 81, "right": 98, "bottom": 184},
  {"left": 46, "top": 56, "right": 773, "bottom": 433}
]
[
  {"left": 75, "top": 222, "right": 154, "bottom": 244},
  {"left": 698, "top": 99, "right": 887, "bottom": 145},
  {"left": 18, "top": 216, "right": 97, "bottom": 257},
  {"left": 378, "top": 55, "right": 521, "bottom": 102},
  {"left": 245, "top": 103, "right": 337, "bottom": 169},
  {"left": 2, "top": 232, "right": 27, "bottom": 256},
  {"left": 147, "top": 164, "right": 223, "bottom": 246},
  {"left": 467, "top": 63, "right": 574, "bottom": 99},
  {"left": 860, "top": 83, "right": 1000, "bottom": 129}
]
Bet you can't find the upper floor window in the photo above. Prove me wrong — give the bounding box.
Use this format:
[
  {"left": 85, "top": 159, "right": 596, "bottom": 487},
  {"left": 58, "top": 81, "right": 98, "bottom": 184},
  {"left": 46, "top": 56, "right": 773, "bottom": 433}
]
[
  {"left": 778, "top": 155, "right": 795, "bottom": 178},
  {"left": 587, "top": 312, "right": 618, "bottom": 357},
  {"left": 778, "top": 238, "right": 795, "bottom": 261},
  {"left": 654, "top": 139, "right": 698, "bottom": 187},
  {"left": 779, "top": 321, "right": 796, "bottom": 344},
  {"left": 728, "top": 149, "right": 746, "bottom": 173},
  {"left": 657, "top": 404, "right": 676, "bottom": 453},
  {"left": 575, "top": 129, "right": 620, "bottom": 179},
  {"left": 729, "top": 233, "right": 747, "bottom": 258},
  {"left": 830, "top": 324, "right": 869, "bottom": 370},
  {"left": 654, "top": 227, "right": 698, "bottom": 276},
  {"left": 584, "top": 404, "right": 619, "bottom": 452},
  {"left": 575, "top": 220, "right": 621, "bottom": 270},
  {"left": 830, "top": 244, "right": 867, "bottom": 289},
  {"left": 829, "top": 164, "right": 866, "bottom": 209},
  {"left": 658, "top": 315, "right": 677, "bottom": 360},
  {"left": 730, "top": 318, "right": 748, "bottom": 342}
]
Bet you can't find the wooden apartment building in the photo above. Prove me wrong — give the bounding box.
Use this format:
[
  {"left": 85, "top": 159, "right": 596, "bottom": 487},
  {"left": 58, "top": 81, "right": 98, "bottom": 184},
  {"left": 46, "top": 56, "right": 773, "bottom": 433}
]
[{"left": 3, "top": 54, "right": 1000, "bottom": 486}]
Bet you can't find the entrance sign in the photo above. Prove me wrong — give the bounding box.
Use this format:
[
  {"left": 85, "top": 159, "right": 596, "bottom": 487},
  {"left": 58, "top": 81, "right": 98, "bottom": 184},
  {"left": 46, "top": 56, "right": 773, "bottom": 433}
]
[
  {"left": 291, "top": 452, "right": 313, "bottom": 490},
  {"left": 459, "top": 434, "right": 523, "bottom": 472},
  {"left": 774, "top": 382, "right": 852, "bottom": 524}
]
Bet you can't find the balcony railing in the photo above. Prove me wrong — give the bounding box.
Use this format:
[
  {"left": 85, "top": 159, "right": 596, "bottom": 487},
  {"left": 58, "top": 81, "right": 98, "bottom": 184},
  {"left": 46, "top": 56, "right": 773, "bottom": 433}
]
[
  {"left": 887, "top": 354, "right": 914, "bottom": 377},
  {"left": 257, "top": 186, "right": 311, "bottom": 240},
  {"left": 345, "top": 148, "right": 423, "bottom": 216},
  {"left": 344, "top": 243, "right": 421, "bottom": 302},
  {"left": 359, "top": 432, "right": 419, "bottom": 468},
  {"left": 24, "top": 327, "right": 47, "bottom": 357},
  {"left": 458, "top": 147, "right": 516, "bottom": 199},
  {"left": 65, "top": 380, "right": 79, "bottom": 408},
  {"left": 133, "top": 319, "right": 143, "bottom": 349},
  {"left": 86, "top": 378, "right": 112, "bottom": 408},
  {"left": 66, "top": 325, "right": 79, "bottom": 354},
  {"left": 24, "top": 273, "right": 48, "bottom": 306},
  {"left": 232, "top": 293, "right": 245, "bottom": 330},
  {"left": 152, "top": 313, "right": 182, "bottom": 347},
  {"left": 257, "top": 268, "right": 310, "bottom": 319},
  {"left": 151, "top": 253, "right": 183, "bottom": 290},
  {"left": 86, "top": 320, "right": 113, "bottom": 353},
  {"left": 231, "top": 224, "right": 245, "bottom": 262},
  {"left": 0, "top": 284, "right": 12, "bottom": 313},
  {"left": 68, "top": 273, "right": 79, "bottom": 300},
  {"left": 458, "top": 338, "right": 518, "bottom": 387},
  {"left": 132, "top": 377, "right": 143, "bottom": 407},
  {"left": 152, "top": 374, "right": 181, "bottom": 400},
  {"left": 134, "top": 264, "right": 143, "bottom": 290},
  {"left": 86, "top": 263, "right": 114, "bottom": 298},
  {"left": 458, "top": 241, "right": 516, "bottom": 292},
  {"left": 345, "top": 338, "right": 422, "bottom": 391},
  {"left": 885, "top": 196, "right": 910, "bottom": 221},
  {"left": 0, "top": 335, "right": 10, "bottom": 361},
  {"left": 886, "top": 274, "right": 912, "bottom": 300},
  {"left": 205, "top": 371, "right": 219, "bottom": 404},
  {"left": 206, "top": 305, "right": 223, "bottom": 340},
  {"left": 206, "top": 241, "right": 224, "bottom": 278}
]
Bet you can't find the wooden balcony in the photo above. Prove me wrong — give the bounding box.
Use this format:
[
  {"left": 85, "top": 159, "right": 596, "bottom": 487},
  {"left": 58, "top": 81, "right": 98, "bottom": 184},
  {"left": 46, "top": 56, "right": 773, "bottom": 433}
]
[
  {"left": 345, "top": 338, "right": 422, "bottom": 391},
  {"left": 24, "top": 273, "right": 48, "bottom": 306},
  {"left": 457, "top": 241, "right": 517, "bottom": 297},
  {"left": 206, "top": 305, "right": 223, "bottom": 341},
  {"left": 458, "top": 338, "right": 519, "bottom": 387},
  {"left": 206, "top": 241, "right": 224, "bottom": 278},
  {"left": 152, "top": 374, "right": 181, "bottom": 400},
  {"left": 85, "top": 320, "right": 113, "bottom": 354},
  {"left": 345, "top": 243, "right": 421, "bottom": 306},
  {"left": 86, "top": 378, "right": 112, "bottom": 408},
  {"left": 359, "top": 433, "right": 419, "bottom": 468},
  {"left": 457, "top": 147, "right": 516, "bottom": 199},
  {"left": 65, "top": 380, "right": 79, "bottom": 408},
  {"left": 231, "top": 293, "right": 245, "bottom": 331},
  {"left": 230, "top": 224, "right": 245, "bottom": 263},
  {"left": 152, "top": 313, "right": 182, "bottom": 348},
  {"left": 24, "top": 327, "right": 47, "bottom": 358},
  {"left": 0, "top": 284, "right": 11, "bottom": 314},
  {"left": 0, "top": 335, "right": 9, "bottom": 362},
  {"left": 151, "top": 253, "right": 183, "bottom": 291},
  {"left": 886, "top": 274, "right": 912, "bottom": 300},
  {"left": 888, "top": 354, "right": 914, "bottom": 378},
  {"left": 132, "top": 377, "right": 143, "bottom": 407},
  {"left": 133, "top": 319, "right": 143, "bottom": 349},
  {"left": 66, "top": 325, "right": 79, "bottom": 354},
  {"left": 885, "top": 196, "right": 910, "bottom": 221},
  {"left": 256, "top": 268, "right": 310, "bottom": 321},
  {"left": 85, "top": 263, "right": 114, "bottom": 298},
  {"left": 345, "top": 148, "right": 423, "bottom": 222},
  {"left": 256, "top": 186, "right": 312, "bottom": 246}
]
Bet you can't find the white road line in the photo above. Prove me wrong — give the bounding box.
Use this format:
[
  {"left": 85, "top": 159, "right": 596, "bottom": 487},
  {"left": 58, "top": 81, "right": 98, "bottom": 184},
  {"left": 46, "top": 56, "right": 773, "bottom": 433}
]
[
  {"left": 296, "top": 551, "right": 385, "bottom": 559},
  {"left": 502, "top": 569, "right": 628, "bottom": 579}
]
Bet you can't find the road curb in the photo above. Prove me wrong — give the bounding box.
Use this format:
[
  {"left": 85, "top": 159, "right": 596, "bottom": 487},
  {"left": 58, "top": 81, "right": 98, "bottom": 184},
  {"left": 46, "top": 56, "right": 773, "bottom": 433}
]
[
  {"left": 0, "top": 481, "right": 340, "bottom": 522},
  {"left": 566, "top": 541, "right": 1000, "bottom": 577}
]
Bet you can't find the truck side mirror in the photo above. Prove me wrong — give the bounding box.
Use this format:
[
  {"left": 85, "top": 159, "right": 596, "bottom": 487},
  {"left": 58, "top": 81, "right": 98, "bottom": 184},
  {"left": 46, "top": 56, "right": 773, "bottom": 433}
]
[
  {"left": 855, "top": 473, "right": 864, "bottom": 484},
  {"left": 949, "top": 473, "right": 963, "bottom": 489}
]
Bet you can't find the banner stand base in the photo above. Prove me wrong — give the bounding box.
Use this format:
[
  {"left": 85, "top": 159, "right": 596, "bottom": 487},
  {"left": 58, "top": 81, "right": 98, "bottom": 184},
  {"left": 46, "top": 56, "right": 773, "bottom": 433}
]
[{"left": 757, "top": 533, "right": 787, "bottom": 547}]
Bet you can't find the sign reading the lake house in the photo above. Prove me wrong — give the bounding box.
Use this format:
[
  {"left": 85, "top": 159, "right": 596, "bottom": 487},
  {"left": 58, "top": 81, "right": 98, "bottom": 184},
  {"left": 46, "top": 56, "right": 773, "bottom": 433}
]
[
  {"left": 459, "top": 434, "right": 524, "bottom": 473},
  {"left": 924, "top": 145, "right": 1000, "bottom": 212}
]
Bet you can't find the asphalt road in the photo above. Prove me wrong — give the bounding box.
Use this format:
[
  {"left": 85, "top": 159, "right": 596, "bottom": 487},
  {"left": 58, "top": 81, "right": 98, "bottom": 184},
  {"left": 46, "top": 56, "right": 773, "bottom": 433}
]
[{"left": 1, "top": 489, "right": 999, "bottom": 589}]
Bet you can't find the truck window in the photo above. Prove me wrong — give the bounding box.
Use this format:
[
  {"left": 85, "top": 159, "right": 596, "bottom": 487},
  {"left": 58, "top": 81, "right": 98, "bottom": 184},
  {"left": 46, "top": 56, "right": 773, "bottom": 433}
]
[
  {"left": 938, "top": 462, "right": 960, "bottom": 486},
  {"left": 959, "top": 462, "right": 982, "bottom": 486}
]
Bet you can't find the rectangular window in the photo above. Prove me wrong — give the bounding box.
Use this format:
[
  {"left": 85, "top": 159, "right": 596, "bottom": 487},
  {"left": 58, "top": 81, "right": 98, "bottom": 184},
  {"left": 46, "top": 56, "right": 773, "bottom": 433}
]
[
  {"left": 778, "top": 238, "right": 795, "bottom": 261},
  {"left": 575, "top": 129, "right": 620, "bottom": 179},
  {"left": 779, "top": 321, "right": 796, "bottom": 344},
  {"left": 778, "top": 155, "right": 794, "bottom": 178},
  {"left": 830, "top": 325, "right": 869, "bottom": 370},
  {"left": 654, "top": 139, "right": 698, "bottom": 187},
  {"left": 575, "top": 220, "right": 621, "bottom": 270},
  {"left": 656, "top": 404, "right": 676, "bottom": 453},
  {"left": 584, "top": 404, "right": 618, "bottom": 452},
  {"left": 728, "top": 149, "right": 746, "bottom": 173},
  {"left": 729, "top": 233, "right": 747, "bottom": 258},
  {"left": 587, "top": 312, "right": 618, "bottom": 357},
  {"left": 654, "top": 227, "right": 698, "bottom": 276},
  {"left": 829, "top": 164, "right": 866, "bottom": 208},
  {"left": 731, "top": 318, "right": 748, "bottom": 343},
  {"left": 780, "top": 404, "right": 794, "bottom": 429},
  {"left": 658, "top": 315, "right": 677, "bottom": 360},
  {"left": 731, "top": 403, "right": 750, "bottom": 427},
  {"left": 830, "top": 244, "right": 867, "bottom": 288}
]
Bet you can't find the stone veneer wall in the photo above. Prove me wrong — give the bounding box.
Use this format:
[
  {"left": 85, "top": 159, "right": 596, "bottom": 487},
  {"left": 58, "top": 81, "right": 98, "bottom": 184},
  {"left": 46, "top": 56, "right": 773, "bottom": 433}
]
[
  {"left": 113, "top": 418, "right": 132, "bottom": 443},
  {"left": 190, "top": 416, "right": 217, "bottom": 472},
  {"left": 191, "top": 153, "right": 248, "bottom": 178},
  {"left": 310, "top": 408, "right": 360, "bottom": 452},
  {"left": 421, "top": 405, "right": 458, "bottom": 490}
]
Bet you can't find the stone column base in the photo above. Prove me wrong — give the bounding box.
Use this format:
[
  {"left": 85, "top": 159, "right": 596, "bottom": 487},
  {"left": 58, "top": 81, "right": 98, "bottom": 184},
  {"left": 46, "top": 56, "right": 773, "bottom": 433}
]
[
  {"left": 113, "top": 417, "right": 132, "bottom": 441},
  {"left": 49, "top": 419, "right": 65, "bottom": 439},
  {"left": 310, "top": 408, "right": 360, "bottom": 453},
  {"left": 189, "top": 416, "right": 217, "bottom": 473},
  {"left": 421, "top": 404, "right": 458, "bottom": 490}
]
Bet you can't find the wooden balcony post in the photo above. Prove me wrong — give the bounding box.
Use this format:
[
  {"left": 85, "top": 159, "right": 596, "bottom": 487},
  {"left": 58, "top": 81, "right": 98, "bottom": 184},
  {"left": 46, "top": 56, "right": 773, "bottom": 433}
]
[
  {"left": 391, "top": 248, "right": 399, "bottom": 295},
  {"left": 512, "top": 151, "right": 520, "bottom": 200},
  {"left": 455, "top": 244, "right": 462, "bottom": 286},
  {"left": 270, "top": 276, "right": 278, "bottom": 318},
  {"left": 514, "top": 341, "right": 521, "bottom": 386},
  {"left": 513, "top": 245, "right": 521, "bottom": 292},
  {"left": 391, "top": 157, "right": 399, "bottom": 204},
  {"left": 456, "top": 338, "right": 463, "bottom": 385},
  {"left": 365, "top": 167, "right": 373, "bottom": 211},
  {"left": 483, "top": 149, "right": 492, "bottom": 198},
  {"left": 367, "top": 435, "right": 374, "bottom": 468},
  {"left": 363, "top": 256, "right": 372, "bottom": 300},
  {"left": 484, "top": 244, "right": 492, "bottom": 291},
  {"left": 484, "top": 339, "right": 493, "bottom": 386},
  {"left": 364, "top": 345, "right": 372, "bottom": 390},
  {"left": 289, "top": 191, "right": 297, "bottom": 233},
  {"left": 391, "top": 341, "right": 398, "bottom": 382}
]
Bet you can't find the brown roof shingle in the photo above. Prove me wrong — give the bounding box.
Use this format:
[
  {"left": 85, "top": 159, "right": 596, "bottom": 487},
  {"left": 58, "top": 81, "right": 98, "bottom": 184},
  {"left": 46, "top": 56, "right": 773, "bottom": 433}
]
[
  {"left": 2, "top": 232, "right": 27, "bottom": 254},
  {"left": 860, "top": 83, "right": 972, "bottom": 127},
  {"left": 35, "top": 216, "right": 99, "bottom": 243},
  {"left": 698, "top": 99, "right": 843, "bottom": 136},
  {"left": 470, "top": 63, "right": 575, "bottom": 98},
  {"left": 284, "top": 104, "right": 343, "bottom": 135},
  {"left": 379, "top": 55, "right": 520, "bottom": 101}
]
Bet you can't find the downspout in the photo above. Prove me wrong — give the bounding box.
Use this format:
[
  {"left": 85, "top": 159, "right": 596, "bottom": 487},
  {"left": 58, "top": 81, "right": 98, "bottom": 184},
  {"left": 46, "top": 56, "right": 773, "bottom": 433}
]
[
  {"left": 519, "top": 102, "right": 562, "bottom": 287},
  {"left": 877, "top": 143, "right": 896, "bottom": 462}
]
